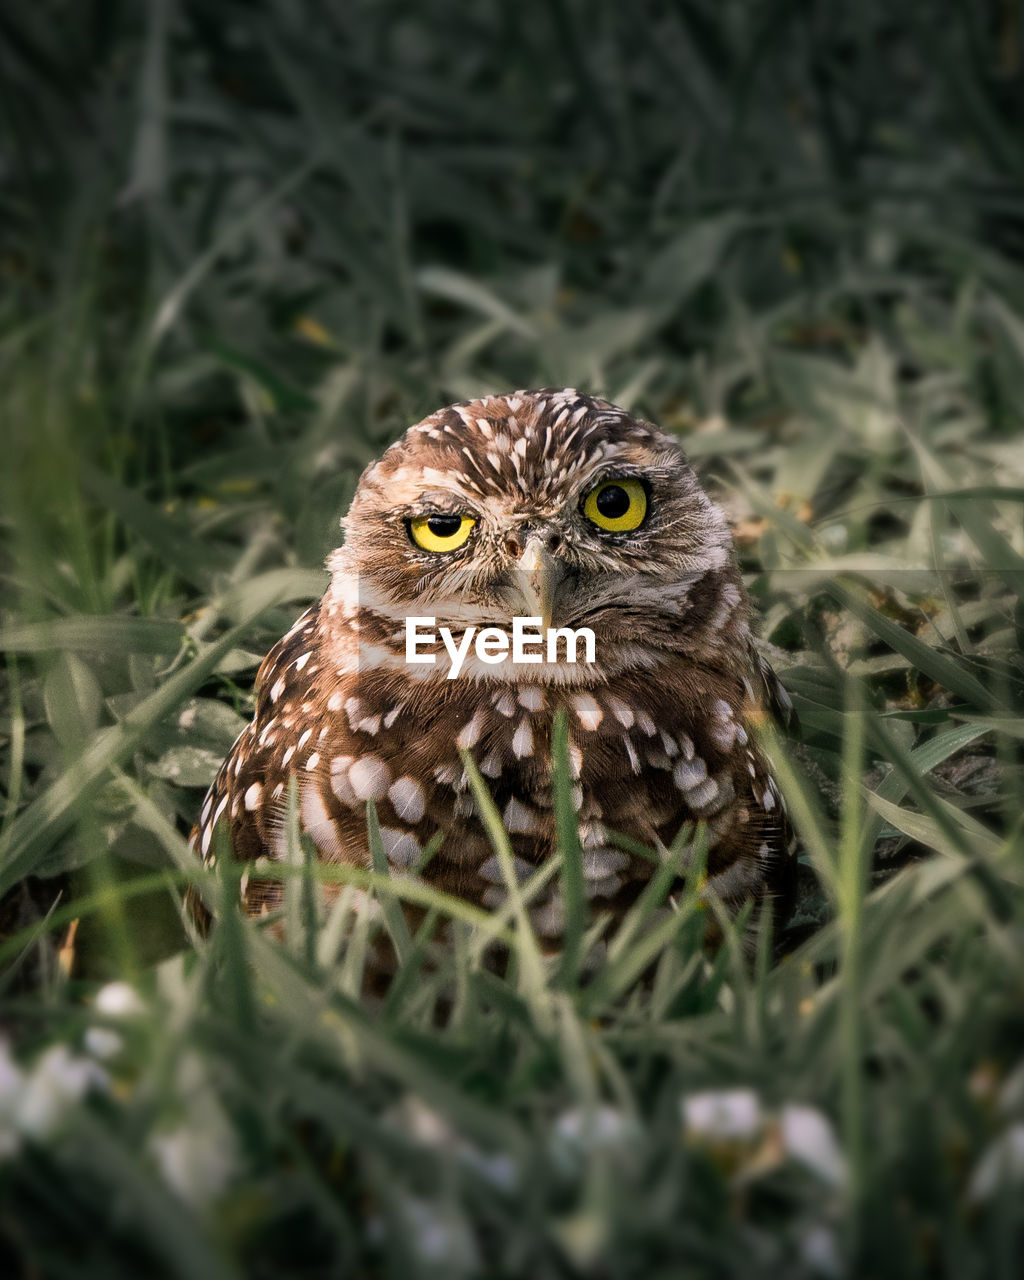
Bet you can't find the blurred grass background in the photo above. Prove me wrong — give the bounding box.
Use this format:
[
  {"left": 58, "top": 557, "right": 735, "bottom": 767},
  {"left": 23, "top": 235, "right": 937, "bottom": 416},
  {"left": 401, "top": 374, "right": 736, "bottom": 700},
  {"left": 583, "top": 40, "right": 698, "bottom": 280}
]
[{"left": 1, "top": 1, "right": 1024, "bottom": 1275}]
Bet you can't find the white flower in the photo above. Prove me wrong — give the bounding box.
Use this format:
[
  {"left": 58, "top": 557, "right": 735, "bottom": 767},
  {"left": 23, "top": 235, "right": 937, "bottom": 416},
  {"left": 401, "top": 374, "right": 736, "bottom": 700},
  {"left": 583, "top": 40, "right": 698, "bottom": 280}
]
[
  {"left": 84, "top": 1027, "right": 123, "bottom": 1060},
  {"left": 385, "top": 1094, "right": 520, "bottom": 1193},
  {"left": 682, "top": 1088, "right": 763, "bottom": 1141},
  {"left": 149, "top": 1052, "right": 239, "bottom": 1208},
  {"left": 800, "top": 1224, "right": 843, "bottom": 1277},
  {"left": 394, "top": 1195, "right": 479, "bottom": 1274},
  {"left": 150, "top": 1120, "right": 238, "bottom": 1208},
  {"left": 389, "top": 1095, "right": 454, "bottom": 1147},
  {"left": 94, "top": 981, "right": 145, "bottom": 1018},
  {"left": 780, "top": 1105, "right": 847, "bottom": 1190},
  {"left": 550, "top": 1104, "right": 643, "bottom": 1176},
  {"left": 18, "top": 1045, "right": 106, "bottom": 1140},
  {"left": 555, "top": 1104, "right": 637, "bottom": 1148},
  {"left": 968, "top": 1124, "right": 1024, "bottom": 1202},
  {"left": 0, "top": 1041, "right": 25, "bottom": 1159},
  {"left": 459, "top": 1148, "right": 518, "bottom": 1193}
]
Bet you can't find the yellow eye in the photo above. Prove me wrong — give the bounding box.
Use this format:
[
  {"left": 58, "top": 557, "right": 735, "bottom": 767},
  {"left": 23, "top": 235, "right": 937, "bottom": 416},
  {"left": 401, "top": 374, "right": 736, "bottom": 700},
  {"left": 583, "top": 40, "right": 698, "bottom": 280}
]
[
  {"left": 582, "top": 478, "right": 648, "bottom": 532},
  {"left": 409, "top": 513, "right": 476, "bottom": 553}
]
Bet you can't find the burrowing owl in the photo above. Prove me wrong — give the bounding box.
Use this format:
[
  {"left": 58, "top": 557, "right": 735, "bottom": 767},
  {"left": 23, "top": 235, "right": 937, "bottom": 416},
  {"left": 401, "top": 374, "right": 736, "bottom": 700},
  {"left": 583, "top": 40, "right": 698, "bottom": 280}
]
[{"left": 190, "top": 389, "right": 795, "bottom": 936}]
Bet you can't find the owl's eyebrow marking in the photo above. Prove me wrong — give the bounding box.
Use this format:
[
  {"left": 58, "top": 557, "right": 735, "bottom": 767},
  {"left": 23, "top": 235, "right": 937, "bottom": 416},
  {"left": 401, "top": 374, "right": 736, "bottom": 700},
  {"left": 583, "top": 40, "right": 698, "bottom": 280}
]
[
  {"left": 403, "top": 488, "right": 480, "bottom": 517},
  {"left": 583, "top": 465, "right": 649, "bottom": 484},
  {"left": 410, "top": 499, "right": 469, "bottom": 513}
]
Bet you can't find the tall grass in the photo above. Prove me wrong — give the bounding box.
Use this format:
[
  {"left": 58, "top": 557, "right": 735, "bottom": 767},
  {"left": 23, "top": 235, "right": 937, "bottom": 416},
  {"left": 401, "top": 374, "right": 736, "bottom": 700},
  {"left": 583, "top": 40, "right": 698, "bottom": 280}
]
[{"left": 1, "top": 1, "right": 1023, "bottom": 1274}]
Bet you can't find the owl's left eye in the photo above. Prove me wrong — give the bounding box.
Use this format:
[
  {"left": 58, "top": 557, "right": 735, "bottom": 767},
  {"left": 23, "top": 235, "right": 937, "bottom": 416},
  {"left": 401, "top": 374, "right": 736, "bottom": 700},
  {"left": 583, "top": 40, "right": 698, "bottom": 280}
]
[
  {"left": 409, "top": 513, "right": 476, "bottom": 553},
  {"left": 582, "top": 478, "right": 648, "bottom": 532}
]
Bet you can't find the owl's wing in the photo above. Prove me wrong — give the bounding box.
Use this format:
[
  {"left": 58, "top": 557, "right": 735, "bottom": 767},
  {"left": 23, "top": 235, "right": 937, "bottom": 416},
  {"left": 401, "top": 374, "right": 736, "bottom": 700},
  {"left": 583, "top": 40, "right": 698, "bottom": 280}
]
[
  {"left": 186, "top": 600, "right": 326, "bottom": 927},
  {"left": 749, "top": 643, "right": 799, "bottom": 736},
  {"left": 253, "top": 601, "right": 322, "bottom": 711}
]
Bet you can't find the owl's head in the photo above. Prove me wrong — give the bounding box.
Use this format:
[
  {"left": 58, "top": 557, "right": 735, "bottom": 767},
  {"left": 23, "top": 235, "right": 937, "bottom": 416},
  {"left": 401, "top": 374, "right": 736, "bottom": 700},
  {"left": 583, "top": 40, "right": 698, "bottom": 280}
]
[{"left": 328, "top": 389, "right": 748, "bottom": 679}]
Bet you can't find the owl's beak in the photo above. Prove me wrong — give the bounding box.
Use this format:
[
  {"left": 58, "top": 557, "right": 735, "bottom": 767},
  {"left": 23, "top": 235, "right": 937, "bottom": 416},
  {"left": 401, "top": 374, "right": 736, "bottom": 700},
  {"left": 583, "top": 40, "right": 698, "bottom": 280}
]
[{"left": 514, "top": 536, "right": 564, "bottom": 630}]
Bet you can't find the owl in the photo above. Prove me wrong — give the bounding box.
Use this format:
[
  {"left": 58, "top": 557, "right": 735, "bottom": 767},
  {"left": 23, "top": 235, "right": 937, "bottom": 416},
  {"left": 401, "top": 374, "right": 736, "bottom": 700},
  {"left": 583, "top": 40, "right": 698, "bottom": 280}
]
[{"left": 189, "top": 389, "right": 795, "bottom": 940}]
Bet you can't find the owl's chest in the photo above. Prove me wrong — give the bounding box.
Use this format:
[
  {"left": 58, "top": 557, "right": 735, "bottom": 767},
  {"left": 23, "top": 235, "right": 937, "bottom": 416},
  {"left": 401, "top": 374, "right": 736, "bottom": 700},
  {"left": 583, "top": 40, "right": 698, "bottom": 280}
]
[
  {"left": 234, "top": 651, "right": 784, "bottom": 917},
  {"left": 332, "top": 666, "right": 760, "bottom": 857}
]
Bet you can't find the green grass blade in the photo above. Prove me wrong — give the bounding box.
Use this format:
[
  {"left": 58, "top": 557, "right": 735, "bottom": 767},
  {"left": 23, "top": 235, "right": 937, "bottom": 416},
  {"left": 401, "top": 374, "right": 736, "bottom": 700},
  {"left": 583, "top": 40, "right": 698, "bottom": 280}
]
[
  {"left": 551, "top": 708, "right": 585, "bottom": 990},
  {"left": 460, "top": 749, "right": 552, "bottom": 1031},
  {"left": 366, "top": 797, "right": 413, "bottom": 967},
  {"left": 0, "top": 616, "right": 260, "bottom": 895}
]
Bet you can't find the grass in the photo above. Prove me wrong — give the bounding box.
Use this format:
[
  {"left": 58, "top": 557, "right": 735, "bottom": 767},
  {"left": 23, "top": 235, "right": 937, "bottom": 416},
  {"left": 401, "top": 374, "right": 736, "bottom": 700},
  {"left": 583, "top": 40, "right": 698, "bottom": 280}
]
[{"left": 1, "top": 1, "right": 1024, "bottom": 1274}]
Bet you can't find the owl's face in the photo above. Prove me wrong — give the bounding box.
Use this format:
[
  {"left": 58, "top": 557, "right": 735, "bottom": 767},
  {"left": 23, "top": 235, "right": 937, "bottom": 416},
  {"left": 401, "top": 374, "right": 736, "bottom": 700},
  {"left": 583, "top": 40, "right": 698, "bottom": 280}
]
[{"left": 327, "top": 389, "right": 743, "bottom": 677}]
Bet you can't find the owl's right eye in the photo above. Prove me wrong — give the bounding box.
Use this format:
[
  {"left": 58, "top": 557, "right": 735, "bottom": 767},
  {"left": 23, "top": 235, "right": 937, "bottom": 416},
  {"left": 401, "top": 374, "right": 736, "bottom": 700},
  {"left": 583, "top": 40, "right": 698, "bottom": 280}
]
[{"left": 408, "top": 513, "right": 476, "bottom": 553}]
